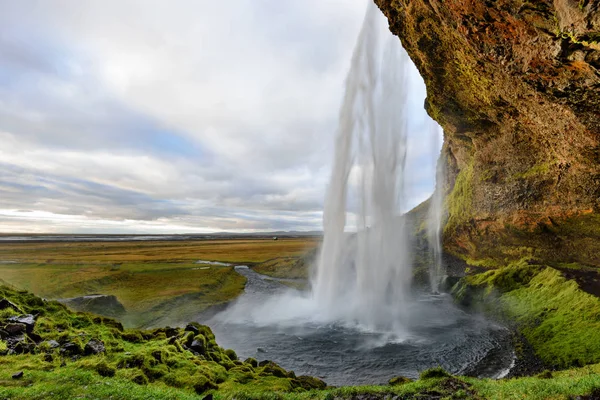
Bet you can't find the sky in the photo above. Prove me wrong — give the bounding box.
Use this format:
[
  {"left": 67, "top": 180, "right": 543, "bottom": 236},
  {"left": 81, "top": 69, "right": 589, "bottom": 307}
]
[{"left": 0, "top": 0, "right": 441, "bottom": 234}]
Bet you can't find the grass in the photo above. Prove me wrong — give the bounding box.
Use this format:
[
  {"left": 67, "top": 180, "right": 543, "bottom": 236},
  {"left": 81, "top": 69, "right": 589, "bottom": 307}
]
[
  {"left": 0, "top": 238, "right": 319, "bottom": 328},
  {"left": 0, "top": 238, "right": 319, "bottom": 264},
  {"left": 3, "top": 285, "right": 600, "bottom": 399},
  {"left": 454, "top": 263, "right": 600, "bottom": 368},
  {"left": 0, "top": 285, "right": 326, "bottom": 399}
]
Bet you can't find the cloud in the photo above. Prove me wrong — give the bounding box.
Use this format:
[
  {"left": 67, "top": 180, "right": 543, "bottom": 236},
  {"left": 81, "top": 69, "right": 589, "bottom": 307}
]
[{"left": 0, "top": 0, "right": 441, "bottom": 233}]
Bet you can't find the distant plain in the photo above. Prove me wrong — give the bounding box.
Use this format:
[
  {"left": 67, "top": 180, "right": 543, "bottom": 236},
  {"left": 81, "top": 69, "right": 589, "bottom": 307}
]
[{"left": 0, "top": 237, "right": 319, "bottom": 328}]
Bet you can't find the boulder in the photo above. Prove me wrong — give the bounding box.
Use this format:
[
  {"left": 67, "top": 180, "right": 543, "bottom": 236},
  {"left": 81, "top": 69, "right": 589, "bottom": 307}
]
[
  {"left": 0, "top": 299, "right": 22, "bottom": 313},
  {"left": 60, "top": 342, "right": 83, "bottom": 356},
  {"left": 4, "top": 323, "right": 26, "bottom": 336},
  {"left": 184, "top": 323, "right": 200, "bottom": 335},
  {"left": 84, "top": 339, "right": 105, "bottom": 355},
  {"left": 7, "top": 314, "right": 35, "bottom": 333},
  {"left": 11, "top": 371, "right": 23, "bottom": 379},
  {"left": 190, "top": 338, "right": 206, "bottom": 354}
]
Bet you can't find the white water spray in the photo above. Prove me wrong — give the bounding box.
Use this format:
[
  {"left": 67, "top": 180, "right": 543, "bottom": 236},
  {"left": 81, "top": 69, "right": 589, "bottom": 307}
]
[
  {"left": 427, "top": 124, "right": 445, "bottom": 293},
  {"left": 312, "top": 3, "right": 413, "bottom": 331}
]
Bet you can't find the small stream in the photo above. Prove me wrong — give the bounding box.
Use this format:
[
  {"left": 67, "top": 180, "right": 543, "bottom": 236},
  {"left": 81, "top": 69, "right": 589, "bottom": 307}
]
[{"left": 206, "top": 266, "right": 514, "bottom": 386}]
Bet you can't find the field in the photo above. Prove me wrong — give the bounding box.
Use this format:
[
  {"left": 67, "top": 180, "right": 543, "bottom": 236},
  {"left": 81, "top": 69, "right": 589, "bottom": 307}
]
[{"left": 0, "top": 238, "right": 319, "bottom": 328}]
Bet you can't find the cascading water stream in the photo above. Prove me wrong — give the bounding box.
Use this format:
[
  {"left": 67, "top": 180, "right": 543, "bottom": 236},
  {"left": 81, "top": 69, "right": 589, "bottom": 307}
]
[
  {"left": 312, "top": 2, "right": 412, "bottom": 331},
  {"left": 427, "top": 124, "right": 445, "bottom": 294}
]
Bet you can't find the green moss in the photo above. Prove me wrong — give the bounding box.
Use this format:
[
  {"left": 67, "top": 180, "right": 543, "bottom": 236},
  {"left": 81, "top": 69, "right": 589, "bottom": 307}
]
[
  {"left": 419, "top": 367, "right": 451, "bottom": 379},
  {"left": 453, "top": 264, "right": 600, "bottom": 368},
  {"left": 445, "top": 160, "right": 474, "bottom": 233},
  {"left": 512, "top": 162, "right": 553, "bottom": 180}
]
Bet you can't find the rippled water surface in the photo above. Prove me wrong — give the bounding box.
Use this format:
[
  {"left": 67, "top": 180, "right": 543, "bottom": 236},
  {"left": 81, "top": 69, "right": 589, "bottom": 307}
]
[{"left": 206, "top": 267, "right": 514, "bottom": 386}]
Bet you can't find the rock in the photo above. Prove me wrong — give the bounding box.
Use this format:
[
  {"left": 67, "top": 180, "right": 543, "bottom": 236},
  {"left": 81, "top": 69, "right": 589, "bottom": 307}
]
[
  {"left": 0, "top": 299, "right": 22, "bottom": 313},
  {"left": 184, "top": 323, "right": 200, "bottom": 334},
  {"left": 7, "top": 314, "right": 35, "bottom": 333},
  {"left": 4, "top": 323, "right": 26, "bottom": 336},
  {"left": 258, "top": 359, "right": 271, "bottom": 367},
  {"left": 203, "top": 395, "right": 214, "bottom": 400},
  {"left": 11, "top": 371, "right": 23, "bottom": 379},
  {"left": 165, "top": 327, "right": 180, "bottom": 338},
  {"left": 84, "top": 339, "right": 105, "bottom": 355},
  {"left": 257, "top": 347, "right": 267, "bottom": 353},
  {"left": 60, "top": 342, "right": 83, "bottom": 356},
  {"left": 374, "top": 0, "right": 600, "bottom": 268},
  {"left": 46, "top": 340, "right": 60, "bottom": 349},
  {"left": 58, "top": 294, "right": 126, "bottom": 318},
  {"left": 190, "top": 339, "right": 206, "bottom": 354},
  {"left": 0, "top": 329, "right": 8, "bottom": 339}
]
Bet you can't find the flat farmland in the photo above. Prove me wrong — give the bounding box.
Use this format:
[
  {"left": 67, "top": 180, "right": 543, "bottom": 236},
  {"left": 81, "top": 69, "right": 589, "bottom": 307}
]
[{"left": 0, "top": 237, "right": 319, "bottom": 328}]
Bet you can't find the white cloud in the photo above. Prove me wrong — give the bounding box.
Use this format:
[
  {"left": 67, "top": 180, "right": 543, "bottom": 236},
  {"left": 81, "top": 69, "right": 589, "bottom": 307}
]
[{"left": 0, "top": 0, "right": 441, "bottom": 233}]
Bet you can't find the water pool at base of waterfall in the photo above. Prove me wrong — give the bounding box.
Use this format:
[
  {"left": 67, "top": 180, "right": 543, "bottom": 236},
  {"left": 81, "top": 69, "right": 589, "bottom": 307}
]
[{"left": 206, "top": 267, "right": 514, "bottom": 387}]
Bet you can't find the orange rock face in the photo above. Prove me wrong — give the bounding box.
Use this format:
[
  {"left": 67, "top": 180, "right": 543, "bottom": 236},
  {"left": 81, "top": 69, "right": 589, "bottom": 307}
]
[{"left": 375, "top": 0, "right": 600, "bottom": 267}]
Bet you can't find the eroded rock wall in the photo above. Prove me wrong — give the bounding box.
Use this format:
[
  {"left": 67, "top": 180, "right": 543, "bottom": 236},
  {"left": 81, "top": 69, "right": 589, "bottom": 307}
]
[{"left": 375, "top": 0, "right": 600, "bottom": 267}]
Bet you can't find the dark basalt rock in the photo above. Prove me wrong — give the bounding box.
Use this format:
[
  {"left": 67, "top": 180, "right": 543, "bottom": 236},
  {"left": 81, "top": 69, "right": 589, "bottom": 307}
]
[
  {"left": 84, "top": 339, "right": 105, "bottom": 355},
  {"left": 11, "top": 371, "right": 23, "bottom": 379},
  {"left": 7, "top": 314, "right": 35, "bottom": 333},
  {"left": 60, "top": 342, "right": 83, "bottom": 356},
  {"left": 4, "top": 323, "right": 26, "bottom": 336},
  {"left": 0, "top": 299, "right": 22, "bottom": 313},
  {"left": 184, "top": 323, "right": 200, "bottom": 334},
  {"left": 190, "top": 338, "right": 206, "bottom": 354}
]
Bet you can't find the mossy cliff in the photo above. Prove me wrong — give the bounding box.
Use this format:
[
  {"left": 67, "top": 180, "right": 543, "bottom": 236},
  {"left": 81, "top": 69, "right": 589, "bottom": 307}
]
[{"left": 374, "top": 0, "right": 600, "bottom": 267}]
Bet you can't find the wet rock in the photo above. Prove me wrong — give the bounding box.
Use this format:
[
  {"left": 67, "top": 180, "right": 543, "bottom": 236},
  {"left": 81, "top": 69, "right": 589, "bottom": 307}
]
[
  {"left": 190, "top": 339, "right": 206, "bottom": 354},
  {"left": 8, "top": 314, "right": 35, "bottom": 333},
  {"left": 184, "top": 323, "right": 200, "bottom": 334},
  {"left": 60, "top": 342, "right": 83, "bottom": 356},
  {"left": 165, "top": 327, "right": 180, "bottom": 338},
  {"left": 0, "top": 329, "right": 8, "bottom": 339},
  {"left": 46, "top": 340, "right": 60, "bottom": 349},
  {"left": 0, "top": 299, "right": 22, "bottom": 313},
  {"left": 12, "top": 371, "right": 23, "bottom": 379},
  {"left": 4, "top": 323, "right": 26, "bottom": 336},
  {"left": 257, "top": 347, "right": 267, "bottom": 353},
  {"left": 84, "top": 339, "right": 105, "bottom": 355}
]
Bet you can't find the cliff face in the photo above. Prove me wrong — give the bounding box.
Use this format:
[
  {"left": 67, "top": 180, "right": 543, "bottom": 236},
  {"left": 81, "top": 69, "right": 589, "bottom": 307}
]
[{"left": 375, "top": 0, "right": 600, "bottom": 267}]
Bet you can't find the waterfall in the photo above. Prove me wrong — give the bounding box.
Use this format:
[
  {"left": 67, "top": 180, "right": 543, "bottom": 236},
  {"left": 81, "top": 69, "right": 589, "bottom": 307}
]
[
  {"left": 312, "top": 2, "right": 413, "bottom": 331},
  {"left": 427, "top": 123, "right": 445, "bottom": 293}
]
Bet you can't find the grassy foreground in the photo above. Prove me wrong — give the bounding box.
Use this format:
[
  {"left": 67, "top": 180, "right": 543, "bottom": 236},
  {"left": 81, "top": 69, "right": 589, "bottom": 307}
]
[
  {"left": 2, "top": 275, "right": 600, "bottom": 398},
  {"left": 0, "top": 238, "right": 318, "bottom": 328}
]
